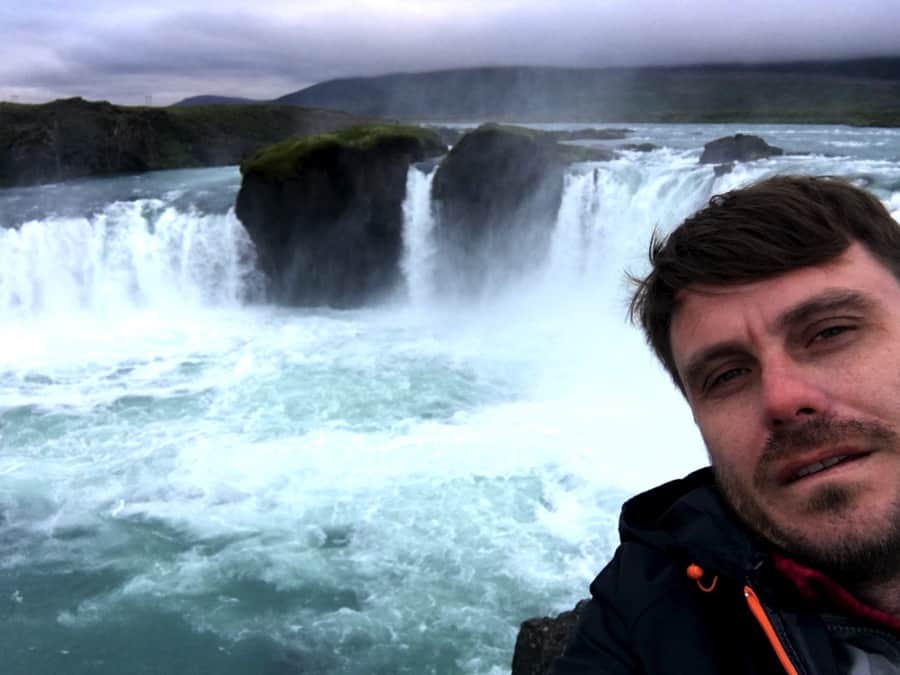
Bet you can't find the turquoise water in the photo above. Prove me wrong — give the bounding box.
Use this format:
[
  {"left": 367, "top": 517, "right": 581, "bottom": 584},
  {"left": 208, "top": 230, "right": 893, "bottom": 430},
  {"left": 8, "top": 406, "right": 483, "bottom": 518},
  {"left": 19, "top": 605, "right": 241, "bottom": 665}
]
[{"left": 0, "top": 305, "right": 635, "bottom": 674}]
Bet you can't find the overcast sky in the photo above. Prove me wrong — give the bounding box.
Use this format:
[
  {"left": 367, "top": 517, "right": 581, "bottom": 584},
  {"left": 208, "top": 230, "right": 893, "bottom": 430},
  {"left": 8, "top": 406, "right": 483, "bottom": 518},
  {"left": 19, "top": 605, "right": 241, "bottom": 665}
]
[{"left": 3, "top": 0, "right": 899, "bottom": 106}]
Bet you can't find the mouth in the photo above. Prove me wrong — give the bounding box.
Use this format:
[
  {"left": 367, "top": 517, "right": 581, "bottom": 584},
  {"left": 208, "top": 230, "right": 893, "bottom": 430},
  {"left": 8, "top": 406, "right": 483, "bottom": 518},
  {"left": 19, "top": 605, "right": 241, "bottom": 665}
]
[{"left": 781, "top": 451, "right": 871, "bottom": 485}]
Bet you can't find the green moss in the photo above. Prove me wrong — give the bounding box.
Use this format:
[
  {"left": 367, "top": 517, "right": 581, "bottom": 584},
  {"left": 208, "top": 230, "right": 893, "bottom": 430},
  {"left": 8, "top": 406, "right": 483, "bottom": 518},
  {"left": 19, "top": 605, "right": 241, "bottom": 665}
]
[
  {"left": 241, "top": 124, "right": 443, "bottom": 179},
  {"left": 475, "top": 123, "right": 545, "bottom": 139}
]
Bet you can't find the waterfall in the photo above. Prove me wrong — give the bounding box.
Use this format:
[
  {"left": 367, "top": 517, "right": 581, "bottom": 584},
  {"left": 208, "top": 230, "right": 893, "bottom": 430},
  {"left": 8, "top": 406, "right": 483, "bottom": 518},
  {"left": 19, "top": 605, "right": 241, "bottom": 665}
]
[
  {"left": 544, "top": 156, "right": 718, "bottom": 299},
  {"left": 398, "top": 153, "right": 757, "bottom": 307},
  {"left": 401, "top": 166, "right": 438, "bottom": 306},
  {"left": 0, "top": 200, "right": 261, "bottom": 316}
]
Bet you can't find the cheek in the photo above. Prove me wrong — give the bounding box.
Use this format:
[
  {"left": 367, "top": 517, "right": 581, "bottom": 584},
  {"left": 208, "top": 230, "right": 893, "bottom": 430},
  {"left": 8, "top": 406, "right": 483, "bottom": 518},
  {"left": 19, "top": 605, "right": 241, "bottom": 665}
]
[{"left": 697, "top": 416, "right": 760, "bottom": 478}]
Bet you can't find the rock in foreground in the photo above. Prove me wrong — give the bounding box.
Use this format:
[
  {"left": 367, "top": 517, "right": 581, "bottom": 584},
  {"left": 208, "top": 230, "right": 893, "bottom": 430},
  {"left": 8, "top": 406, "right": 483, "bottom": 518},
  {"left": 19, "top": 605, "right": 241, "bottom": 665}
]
[
  {"left": 699, "top": 133, "right": 783, "bottom": 164},
  {"left": 512, "top": 601, "right": 587, "bottom": 675},
  {"left": 235, "top": 124, "right": 445, "bottom": 307}
]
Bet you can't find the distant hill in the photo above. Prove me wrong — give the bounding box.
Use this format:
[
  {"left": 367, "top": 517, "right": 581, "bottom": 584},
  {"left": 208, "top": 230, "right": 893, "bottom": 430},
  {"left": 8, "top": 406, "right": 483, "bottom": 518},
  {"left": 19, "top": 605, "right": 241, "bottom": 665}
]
[
  {"left": 264, "top": 59, "right": 900, "bottom": 125},
  {"left": 176, "top": 95, "right": 263, "bottom": 106}
]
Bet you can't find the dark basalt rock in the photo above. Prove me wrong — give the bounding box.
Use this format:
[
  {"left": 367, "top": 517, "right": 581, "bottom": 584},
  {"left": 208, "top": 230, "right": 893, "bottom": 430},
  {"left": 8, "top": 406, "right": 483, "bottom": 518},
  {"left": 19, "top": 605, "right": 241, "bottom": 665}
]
[
  {"left": 713, "top": 162, "right": 735, "bottom": 177},
  {"left": 512, "top": 600, "right": 588, "bottom": 675},
  {"left": 621, "top": 142, "right": 659, "bottom": 152},
  {"left": 699, "top": 133, "right": 783, "bottom": 164},
  {"left": 430, "top": 124, "right": 567, "bottom": 295},
  {"left": 0, "top": 97, "right": 372, "bottom": 187},
  {"left": 235, "top": 125, "right": 445, "bottom": 308}
]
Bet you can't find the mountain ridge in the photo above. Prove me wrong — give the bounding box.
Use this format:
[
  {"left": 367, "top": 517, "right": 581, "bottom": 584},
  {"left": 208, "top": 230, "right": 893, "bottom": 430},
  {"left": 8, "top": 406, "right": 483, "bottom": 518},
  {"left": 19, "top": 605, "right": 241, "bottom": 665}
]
[{"left": 174, "top": 58, "right": 900, "bottom": 125}]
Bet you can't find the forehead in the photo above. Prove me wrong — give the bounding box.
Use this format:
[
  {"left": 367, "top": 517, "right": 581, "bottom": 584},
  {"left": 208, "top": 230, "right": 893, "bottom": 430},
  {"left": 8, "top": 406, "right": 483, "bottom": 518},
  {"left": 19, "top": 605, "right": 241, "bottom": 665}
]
[{"left": 670, "top": 244, "right": 899, "bottom": 367}]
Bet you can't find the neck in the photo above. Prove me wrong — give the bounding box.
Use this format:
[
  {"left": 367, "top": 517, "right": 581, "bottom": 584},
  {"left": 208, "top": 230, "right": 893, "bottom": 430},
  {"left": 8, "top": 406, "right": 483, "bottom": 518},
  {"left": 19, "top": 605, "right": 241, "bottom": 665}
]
[{"left": 853, "top": 577, "right": 900, "bottom": 618}]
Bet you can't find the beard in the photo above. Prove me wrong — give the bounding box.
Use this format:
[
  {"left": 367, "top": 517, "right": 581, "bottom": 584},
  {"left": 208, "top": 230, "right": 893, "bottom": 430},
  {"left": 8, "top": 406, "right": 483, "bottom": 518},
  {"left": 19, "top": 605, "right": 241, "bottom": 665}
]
[{"left": 712, "top": 416, "right": 900, "bottom": 586}]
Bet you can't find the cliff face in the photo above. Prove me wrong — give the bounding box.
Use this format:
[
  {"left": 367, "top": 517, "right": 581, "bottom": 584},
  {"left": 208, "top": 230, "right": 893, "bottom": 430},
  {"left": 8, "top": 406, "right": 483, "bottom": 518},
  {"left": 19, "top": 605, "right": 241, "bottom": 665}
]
[
  {"left": 234, "top": 125, "right": 446, "bottom": 307},
  {"left": 0, "top": 98, "right": 372, "bottom": 187}
]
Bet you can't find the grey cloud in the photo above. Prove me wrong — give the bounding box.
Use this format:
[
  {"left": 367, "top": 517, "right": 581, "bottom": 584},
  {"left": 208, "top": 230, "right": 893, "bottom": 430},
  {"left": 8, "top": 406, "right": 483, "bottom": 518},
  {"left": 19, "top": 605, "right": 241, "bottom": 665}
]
[{"left": 2, "top": 1, "right": 899, "bottom": 104}]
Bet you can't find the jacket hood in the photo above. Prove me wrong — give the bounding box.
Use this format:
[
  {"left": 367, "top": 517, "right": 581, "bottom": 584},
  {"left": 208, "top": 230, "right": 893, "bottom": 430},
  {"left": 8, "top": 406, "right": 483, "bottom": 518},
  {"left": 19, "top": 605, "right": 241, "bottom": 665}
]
[{"left": 619, "top": 467, "right": 766, "bottom": 582}]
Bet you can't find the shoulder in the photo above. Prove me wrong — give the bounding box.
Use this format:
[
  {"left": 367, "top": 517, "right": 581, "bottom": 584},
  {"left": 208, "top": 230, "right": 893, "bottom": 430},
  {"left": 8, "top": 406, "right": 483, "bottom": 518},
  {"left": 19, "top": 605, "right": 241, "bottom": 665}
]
[
  {"left": 590, "top": 541, "right": 694, "bottom": 629},
  {"left": 557, "top": 540, "right": 755, "bottom": 675},
  {"left": 554, "top": 542, "right": 694, "bottom": 674}
]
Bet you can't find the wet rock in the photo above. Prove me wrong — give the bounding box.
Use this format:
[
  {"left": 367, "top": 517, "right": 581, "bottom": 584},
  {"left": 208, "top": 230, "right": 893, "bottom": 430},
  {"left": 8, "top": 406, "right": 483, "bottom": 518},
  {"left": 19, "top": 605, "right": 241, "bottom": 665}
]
[
  {"left": 699, "top": 133, "right": 783, "bottom": 164},
  {"left": 430, "top": 124, "right": 567, "bottom": 295},
  {"left": 713, "top": 162, "right": 735, "bottom": 177},
  {"left": 512, "top": 600, "right": 588, "bottom": 675},
  {"left": 235, "top": 125, "right": 445, "bottom": 308}
]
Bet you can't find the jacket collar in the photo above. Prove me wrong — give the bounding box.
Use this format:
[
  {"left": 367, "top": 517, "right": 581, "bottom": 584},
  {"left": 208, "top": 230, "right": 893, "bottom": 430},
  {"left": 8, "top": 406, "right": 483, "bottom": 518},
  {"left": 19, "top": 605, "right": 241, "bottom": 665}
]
[
  {"left": 619, "top": 467, "right": 766, "bottom": 583},
  {"left": 621, "top": 467, "right": 900, "bottom": 632}
]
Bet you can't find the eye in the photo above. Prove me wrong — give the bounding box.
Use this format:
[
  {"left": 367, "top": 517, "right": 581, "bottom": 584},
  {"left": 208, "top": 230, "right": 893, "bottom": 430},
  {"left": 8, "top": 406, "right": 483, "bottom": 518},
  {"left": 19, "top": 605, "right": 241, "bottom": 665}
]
[
  {"left": 706, "top": 366, "right": 748, "bottom": 392},
  {"left": 808, "top": 324, "right": 855, "bottom": 345}
]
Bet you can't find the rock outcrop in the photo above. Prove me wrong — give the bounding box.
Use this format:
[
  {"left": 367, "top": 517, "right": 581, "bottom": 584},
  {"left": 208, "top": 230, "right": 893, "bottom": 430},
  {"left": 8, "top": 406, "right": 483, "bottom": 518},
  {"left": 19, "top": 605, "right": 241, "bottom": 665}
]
[
  {"left": 0, "top": 97, "right": 372, "bottom": 187},
  {"left": 512, "top": 601, "right": 587, "bottom": 675},
  {"left": 430, "top": 124, "right": 568, "bottom": 295},
  {"left": 699, "top": 133, "right": 783, "bottom": 164},
  {"left": 234, "top": 124, "right": 445, "bottom": 307}
]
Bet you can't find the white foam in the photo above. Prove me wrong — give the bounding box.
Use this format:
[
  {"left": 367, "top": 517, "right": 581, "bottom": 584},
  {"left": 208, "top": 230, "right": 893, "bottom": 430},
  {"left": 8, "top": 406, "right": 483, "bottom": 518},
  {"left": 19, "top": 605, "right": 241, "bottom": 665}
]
[{"left": 0, "top": 203, "right": 259, "bottom": 317}]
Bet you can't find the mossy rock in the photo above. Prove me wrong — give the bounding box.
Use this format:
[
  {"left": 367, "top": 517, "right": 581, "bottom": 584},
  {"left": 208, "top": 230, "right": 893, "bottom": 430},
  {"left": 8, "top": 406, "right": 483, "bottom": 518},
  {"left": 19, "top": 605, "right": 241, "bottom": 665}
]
[
  {"left": 234, "top": 124, "right": 446, "bottom": 307},
  {"left": 240, "top": 124, "right": 445, "bottom": 179}
]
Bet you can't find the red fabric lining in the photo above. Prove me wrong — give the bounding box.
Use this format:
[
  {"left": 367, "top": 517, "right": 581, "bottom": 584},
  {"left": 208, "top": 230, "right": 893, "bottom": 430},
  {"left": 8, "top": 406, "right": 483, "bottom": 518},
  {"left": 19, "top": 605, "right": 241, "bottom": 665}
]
[{"left": 771, "top": 552, "right": 900, "bottom": 635}]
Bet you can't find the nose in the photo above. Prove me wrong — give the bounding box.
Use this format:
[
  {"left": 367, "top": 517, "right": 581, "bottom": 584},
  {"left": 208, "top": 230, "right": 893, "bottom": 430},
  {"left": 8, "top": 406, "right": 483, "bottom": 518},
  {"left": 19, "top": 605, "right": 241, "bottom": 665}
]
[{"left": 759, "top": 359, "right": 830, "bottom": 428}]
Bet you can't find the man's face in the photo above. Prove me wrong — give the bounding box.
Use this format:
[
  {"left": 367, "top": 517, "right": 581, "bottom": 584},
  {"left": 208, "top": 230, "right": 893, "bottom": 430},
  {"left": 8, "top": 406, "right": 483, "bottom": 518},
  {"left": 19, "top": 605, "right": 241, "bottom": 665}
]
[{"left": 671, "top": 243, "right": 900, "bottom": 581}]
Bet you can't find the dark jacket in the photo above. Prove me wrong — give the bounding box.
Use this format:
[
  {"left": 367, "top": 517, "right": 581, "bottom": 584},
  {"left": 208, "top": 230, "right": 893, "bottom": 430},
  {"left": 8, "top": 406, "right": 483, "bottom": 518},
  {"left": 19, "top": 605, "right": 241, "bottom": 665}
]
[{"left": 555, "top": 468, "right": 846, "bottom": 675}]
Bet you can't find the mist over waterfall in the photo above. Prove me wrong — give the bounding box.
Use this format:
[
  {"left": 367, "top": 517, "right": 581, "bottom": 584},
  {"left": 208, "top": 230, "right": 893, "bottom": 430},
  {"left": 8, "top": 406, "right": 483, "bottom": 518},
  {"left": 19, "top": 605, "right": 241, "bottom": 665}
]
[{"left": 2, "top": 124, "right": 900, "bottom": 675}]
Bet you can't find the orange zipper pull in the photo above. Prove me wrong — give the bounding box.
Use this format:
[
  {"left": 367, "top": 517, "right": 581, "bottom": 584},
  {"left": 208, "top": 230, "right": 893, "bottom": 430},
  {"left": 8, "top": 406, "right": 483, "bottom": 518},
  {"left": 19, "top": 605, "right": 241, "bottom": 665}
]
[{"left": 744, "top": 585, "right": 800, "bottom": 675}]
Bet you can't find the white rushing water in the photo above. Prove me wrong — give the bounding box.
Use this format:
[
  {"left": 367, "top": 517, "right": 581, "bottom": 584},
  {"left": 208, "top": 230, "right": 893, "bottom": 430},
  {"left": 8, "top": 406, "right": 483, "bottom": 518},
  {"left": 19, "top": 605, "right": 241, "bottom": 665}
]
[
  {"left": 1, "top": 125, "right": 899, "bottom": 675},
  {"left": 0, "top": 201, "right": 260, "bottom": 316}
]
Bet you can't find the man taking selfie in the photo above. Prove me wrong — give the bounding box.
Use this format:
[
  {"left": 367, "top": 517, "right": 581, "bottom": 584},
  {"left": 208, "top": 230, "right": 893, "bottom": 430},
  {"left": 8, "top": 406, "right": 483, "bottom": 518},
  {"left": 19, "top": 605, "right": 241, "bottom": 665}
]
[{"left": 557, "top": 176, "right": 900, "bottom": 674}]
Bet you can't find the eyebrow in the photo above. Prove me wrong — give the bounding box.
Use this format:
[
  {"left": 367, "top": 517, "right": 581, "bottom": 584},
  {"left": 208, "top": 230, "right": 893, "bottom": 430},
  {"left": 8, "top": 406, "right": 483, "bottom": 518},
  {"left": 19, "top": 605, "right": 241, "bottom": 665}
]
[
  {"left": 681, "top": 288, "right": 876, "bottom": 392},
  {"left": 772, "top": 288, "right": 876, "bottom": 333}
]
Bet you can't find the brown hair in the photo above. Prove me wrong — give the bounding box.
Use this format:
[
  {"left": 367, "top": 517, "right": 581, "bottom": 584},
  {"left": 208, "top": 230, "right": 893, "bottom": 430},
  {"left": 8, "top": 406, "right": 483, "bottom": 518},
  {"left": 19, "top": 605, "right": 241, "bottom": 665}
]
[{"left": 629, "top": 175, "right": 900, "bottom": 391}]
